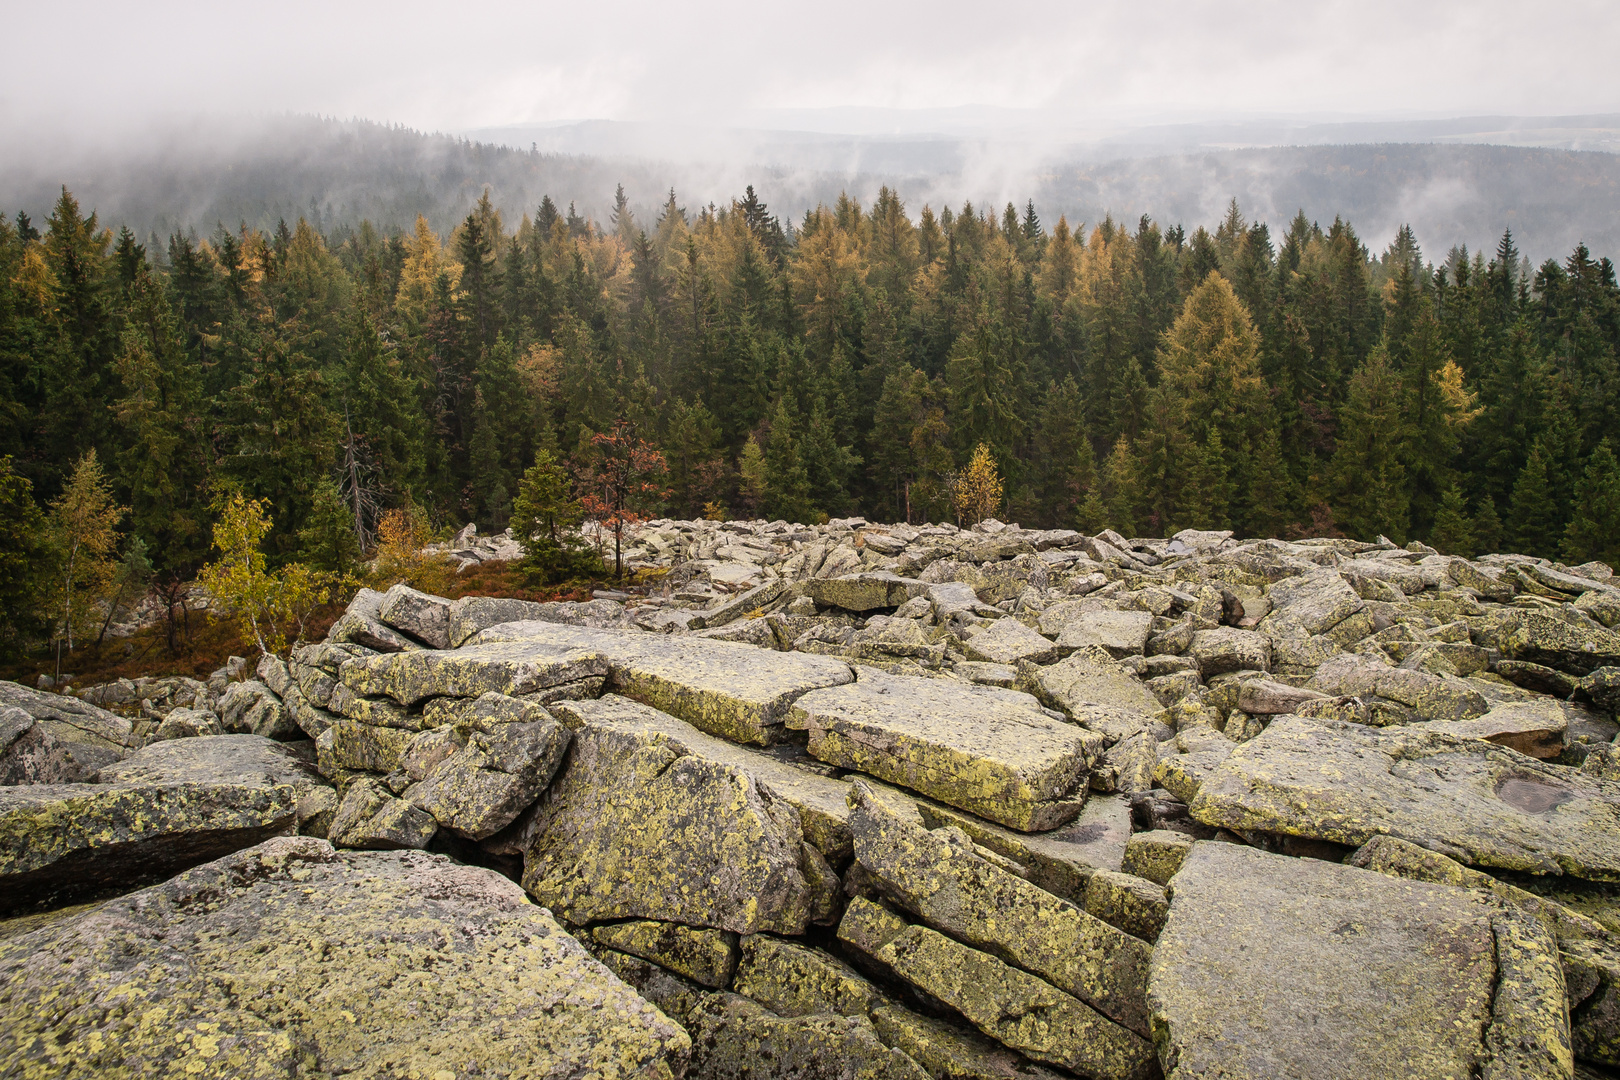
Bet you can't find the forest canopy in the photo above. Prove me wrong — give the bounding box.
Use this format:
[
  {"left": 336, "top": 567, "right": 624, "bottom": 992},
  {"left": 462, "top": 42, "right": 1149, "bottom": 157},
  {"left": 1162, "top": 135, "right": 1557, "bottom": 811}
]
[{"left": 3, "top": 180, "right": 1619, "bottom": 656}]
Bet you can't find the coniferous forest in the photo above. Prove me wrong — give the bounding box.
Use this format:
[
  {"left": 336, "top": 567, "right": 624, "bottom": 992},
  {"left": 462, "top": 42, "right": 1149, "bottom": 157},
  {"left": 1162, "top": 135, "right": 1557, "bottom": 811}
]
[{"left": 4, "top": 182, "right": 1620, "bottom": 657}]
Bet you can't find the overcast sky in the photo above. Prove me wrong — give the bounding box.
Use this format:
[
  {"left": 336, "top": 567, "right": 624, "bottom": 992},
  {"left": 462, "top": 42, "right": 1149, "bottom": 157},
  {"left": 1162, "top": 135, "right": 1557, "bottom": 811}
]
[{"left": 5, "top": 0, "right": 1619, "bottom": 140}]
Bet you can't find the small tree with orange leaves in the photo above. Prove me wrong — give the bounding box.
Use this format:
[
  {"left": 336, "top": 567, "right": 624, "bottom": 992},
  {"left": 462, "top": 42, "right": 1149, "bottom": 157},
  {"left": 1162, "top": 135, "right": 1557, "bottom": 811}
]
[
  {"left": 576, "top": 420, "right": 670, "bottom": 580},
  {"left": 952, "top": 443, "right": 1004, "bottom": 526}
]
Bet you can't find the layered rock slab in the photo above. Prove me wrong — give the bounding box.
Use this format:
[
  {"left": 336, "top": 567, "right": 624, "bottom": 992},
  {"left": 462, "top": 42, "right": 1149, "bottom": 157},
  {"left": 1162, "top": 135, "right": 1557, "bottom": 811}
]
[
  {"left": 788, "top": 669, "right": 1095, "bottom": 831},
  {"left": 1190, "top": 715, "right": 1620, "bottom": 880},
  {"left": 474, "top": 621, "right": 854, "bottom": 744},
  {"left": 0, "top": 778, "right": 296, "bottom": 914},
  {"left": 0, "top": 837, "right": 690, "bottom": 1078},
  {"left": 849, "top": 783, "right": 1153, "bottom": 1037},
  {"left": 0, "top": 681, "right": 132, "bottom": 778},
  {"left": 520, "top": 695, "right": 824, "bottom": 934},
  {"left": 339, "top": 639, "right": 611, "bottom": 706},
  {"left": 1149, "top": 841, "right": 1571, "bottom": 1080}
]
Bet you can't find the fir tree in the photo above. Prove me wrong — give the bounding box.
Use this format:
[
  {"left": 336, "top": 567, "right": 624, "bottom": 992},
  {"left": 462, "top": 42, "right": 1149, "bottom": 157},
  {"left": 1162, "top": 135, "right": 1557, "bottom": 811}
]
[
  {"left": 763, "top": 399, "right": 814, "bottom": 523},
  {"left": 1561, "top": 440, "right": 1620, "bottom": 567},
  {"left": 1429, "top": 486, "right": 1475, "bottom": 556},
  {"left": 1506, "top": 442, "right": 1561, "bottom": 559}
]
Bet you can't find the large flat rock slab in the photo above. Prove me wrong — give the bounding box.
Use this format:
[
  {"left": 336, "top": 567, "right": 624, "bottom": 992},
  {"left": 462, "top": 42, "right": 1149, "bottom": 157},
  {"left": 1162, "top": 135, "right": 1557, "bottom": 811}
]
[
  {"left": 1190, "top": 714, "right": 1620, "bottom": 881},
  {"left": 1149, "top": 842, "right": 1570, "bottom": 1080},
  {"left": 476, "top": 621, "right": 854, "bottom": 744},
  {"left": 338, "top": 640, "right": 611, "bottom": 706},
  {"left": 521, "top": 695, "right": 825, "bottom": 934},
  {"left": 552, "top": 695, "right": 859, "bottom": 861},
  {"left": 788, "top": 668, "right": 1095, "bottom": 831},
  {"left": 0, "top": 681, "right": 133, "bottom": 778},
  {"left": 1028, "top": 649, "right": 1165, "bottom": 742},
  {"left": 0, "top": 837, "right": 690, "bottom": 1078},
  {"left": 0, "top": 780, "right": 296, "bottom": 914},
  {"left": 850, "top": 782, "right": 1153, "bottom": 1036},
  {"left": 95, "top": 733, "right": 324, "bottom": 792}
]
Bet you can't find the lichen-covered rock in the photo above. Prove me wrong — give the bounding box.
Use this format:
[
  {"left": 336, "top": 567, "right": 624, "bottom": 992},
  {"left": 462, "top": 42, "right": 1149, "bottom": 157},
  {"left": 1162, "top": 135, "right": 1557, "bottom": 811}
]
[
  {"left": 963, "top": 619, "right": 1059, "bottom": 666},
  {"left": 377, "top": 583, "right": 454, "bottom": 648},
  {"left": 323, "top": 718, "right": 415, "bottom": 774},
  {"left": 217, "top": 679, "right": 297, "bottom": 739},
  {"left": 0, "top": 780, "right": 295, "bottom": 913},
  {"left": 733, "top": 933, "right": 889, "bottom": 1018},
  {"left": 1409, "top": 698, "right": 1568, "bottom": 758},
  {"left": 1121, "top": 829, "right": 1194, "bottom": 886},
  {"left": 789, "top": 670, "right": 1095, "bottom": 831},
  {"left": 327, "top": 776, "right": 437, "bottom": 850},
  {"left": 1236, "top": 678, "right": 1328, "bottom": 714},
  {"left": 0, "top": 681, "right": 132, "bottom": 777},
  {"left": 152, "top": 704, "right": 220, "bottom": 740},
  {"left": 338, "top": 639, "right": 612, "bottom": 706},
  {"left": 849, "top": 782, "right": 1153, "bottom": 1036},
  {"left": 1187, "top": 626, "right": 1271, "bottom": 676},
  {"left": 0, "top": 707, "right": 79, "bottom": 784},
  {"left": 1054, "top": 610, "right": 1153, "bottom": 658},
  {"left": 591, "top": 919, "right": 739, "bottom": 988},
  {"left": 96, "top": 733, "right": 323, "bottom": 794},
  {"left": 520, "top": 700, "right": 821, "bottom": 934},
  {"left": 868, "top": 1003, "right": 1070, "bottom": 1080},
  {"left": 1083, "top": 870, "right": 1169, "bottom": 942},
  {"left": 1023, "top": 648, "right": 1165, "bottom": 742},
  {"left": 915, "top": 793, "right": 1134, "bottom": 901},
  {"left": 1308, "top": 652, "right": 1490, "bottom": 722},
  {"left": 0, "top": 837, "right": 691, "bottom": 1078},
  {"left": 552, "top": 694, "right": 862, "bottom": 862},
  {"left": 876, "top": 922, "right": 1156, "bottom": 1080},
  {"left": 1508, "top": 610, "right": 1620, "bottom": 676},
  {"left": 1149, "top": 841, "right": 1571, "bottom": 1080},
  {"left": 807, "top": 572, "right": 917, "bottom": 612},
  {"left": 403, "top": 694, "right": 569, "bottom": 839},
  {"left": 1190, "top": 715, "right": 1620, "bottom": 880},
  {"left": 686, "top": 992, "right": 929, "bottom": 1080},
  {"left": 475, "top": 621, "right": 855, "bottom": 745}
]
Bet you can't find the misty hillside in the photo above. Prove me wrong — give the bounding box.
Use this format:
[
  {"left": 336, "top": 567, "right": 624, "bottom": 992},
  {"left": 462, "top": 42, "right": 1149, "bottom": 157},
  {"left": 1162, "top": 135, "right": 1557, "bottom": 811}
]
[{"left": 4, "top": 115, "right": 1620, "bottom": 260}]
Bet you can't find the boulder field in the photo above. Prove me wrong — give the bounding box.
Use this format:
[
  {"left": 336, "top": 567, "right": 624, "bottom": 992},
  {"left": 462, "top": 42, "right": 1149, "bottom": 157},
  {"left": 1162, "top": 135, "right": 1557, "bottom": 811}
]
[{"left": 4, "top": 516, "right": 1620, "bottom": 1079}]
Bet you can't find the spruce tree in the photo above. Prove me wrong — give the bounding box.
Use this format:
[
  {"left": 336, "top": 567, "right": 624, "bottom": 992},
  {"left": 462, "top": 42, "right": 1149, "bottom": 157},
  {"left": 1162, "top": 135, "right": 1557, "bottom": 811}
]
[
  {"left": 1506, "top": 442, "right": 1561, "bottom": 558},
  {"left": 1102, "top": 437, "right": 1143, "bottom": 537},
  {"left": 1429, "top": 487, "right": 1475, "bottom": 556},
  {"left": 763, "top": 399, "right": 813, "bottom": 522},
  {"left": 1328, "top": 351, "right": 1410, "bottom": 542},
  {"left": 1561, "top": 440, "right": 1620, "bottom": 567},
  {"left": 1472, "top": 496, "right": 1504, "bottom": 556}
]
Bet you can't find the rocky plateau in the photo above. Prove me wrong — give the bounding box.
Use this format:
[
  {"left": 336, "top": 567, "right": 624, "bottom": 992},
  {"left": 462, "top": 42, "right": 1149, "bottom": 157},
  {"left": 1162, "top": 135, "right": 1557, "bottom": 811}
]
[{"left": 5, "top": 516, "right": 1620, "bottom": 1079}]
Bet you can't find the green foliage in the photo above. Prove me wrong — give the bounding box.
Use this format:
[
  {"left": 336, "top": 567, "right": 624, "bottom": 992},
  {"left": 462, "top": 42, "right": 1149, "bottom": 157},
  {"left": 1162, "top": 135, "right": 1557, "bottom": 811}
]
[
  {"left": 4, "top": 180, "right": 1620, "bottom": 588},
  {"left": 1429, "top": 486, "right": 1475, "bottom": 557},
  {"left": 1561, "top": 440, "right": 1620, "bottom": 568},
  {"left": 511, "top": 449, "right": 598, "bottom": 584},
  {"left": 0, "top": 457, "right": 49, "bottom": 657}
]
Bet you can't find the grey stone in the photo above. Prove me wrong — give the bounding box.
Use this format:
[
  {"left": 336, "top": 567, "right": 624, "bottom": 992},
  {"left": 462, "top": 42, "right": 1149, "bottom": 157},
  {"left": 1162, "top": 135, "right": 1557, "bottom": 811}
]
[
  {"left": 376, "top": 584, "right": 453, "bottom": 648},
  {"left": 789, "top": 669, "right": 1096, "bottom": 831},
  {"left": 0, "top": 779, "right": 296, "bottom": 914},
  {"left": 686, "top": 992, "right": 929, "bottom": 1080},
  {"left": 1149, "top": 842, "right": 1571, "bottom": 1080},
  {"left": 1191, "top": 714, "right": 1620, "bottom": 880},
  {"left": 963, "top": 619, "right": 1059, "bottom": 665},
  {"left": 0, "top": 837, "right": 690, "bottom": 1078},
  {"left": 849, "top": 781, "right": 1153, "bottom": 1036},
  {"left": 404, "top": 697, "right": 570, "bottom": 839},
  {"left": 1187, "top": 626, "right": 1272, "bottom": 677},
  {"left": 472, "top": 622, "right": 854, "bottom": 745},
  {"left": 520, "top": 698, "right": 824, "bottom": 935},
  {"left": 0, "top": 707, "right": 79, "bottom": 784},
  {"left": 0, "top": 681, "right": 132, "bottom": 778},
  {"left": 1055, "top": 610, "right": 1153, "bottom": 658},
  {"left": 327, "top": 776, "right": 437, "bottom": 850}
]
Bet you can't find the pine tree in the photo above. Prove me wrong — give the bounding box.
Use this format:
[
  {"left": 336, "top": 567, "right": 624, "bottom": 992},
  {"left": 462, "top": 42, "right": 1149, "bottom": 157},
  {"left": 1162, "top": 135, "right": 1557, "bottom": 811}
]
[
  {"left": 1178, "top": 430, "right": 1232, "bottom": 532},
  {"left": 1101, "top": 437, "right": 1143, "bottom": 537},
  {"left": 1429, "top": 486, "right": 1475, "bottom": 556},
  {"left": 512, "top": 449, "right": 596, "bottom": 583},
  {"left": 1506, "top": 441, "right": 1561, "bottom": 559},
  {"left": 1472, "top": 496, "right": 1504, "bottom": 556},
  {"left": 1243, "top": 424, "right": 1298, "bottom": 539},
  {"left": 114, "top": 264, "right": 212, "bottom": 588},
  {"left": 1328, "top": 351, "right": 1410, "bottom": 541},
  {"left": 0, "top": 457, "right": 49, "bottom": 657},
  {"left": 297, "top": 478, "right": 363, "bottom": 575},
  {"left": 1561, "top": 440, "right": 1620, "bottom": 567},
  {"left": 763, "top": 399, "right": 814, "bottom": 523}
]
